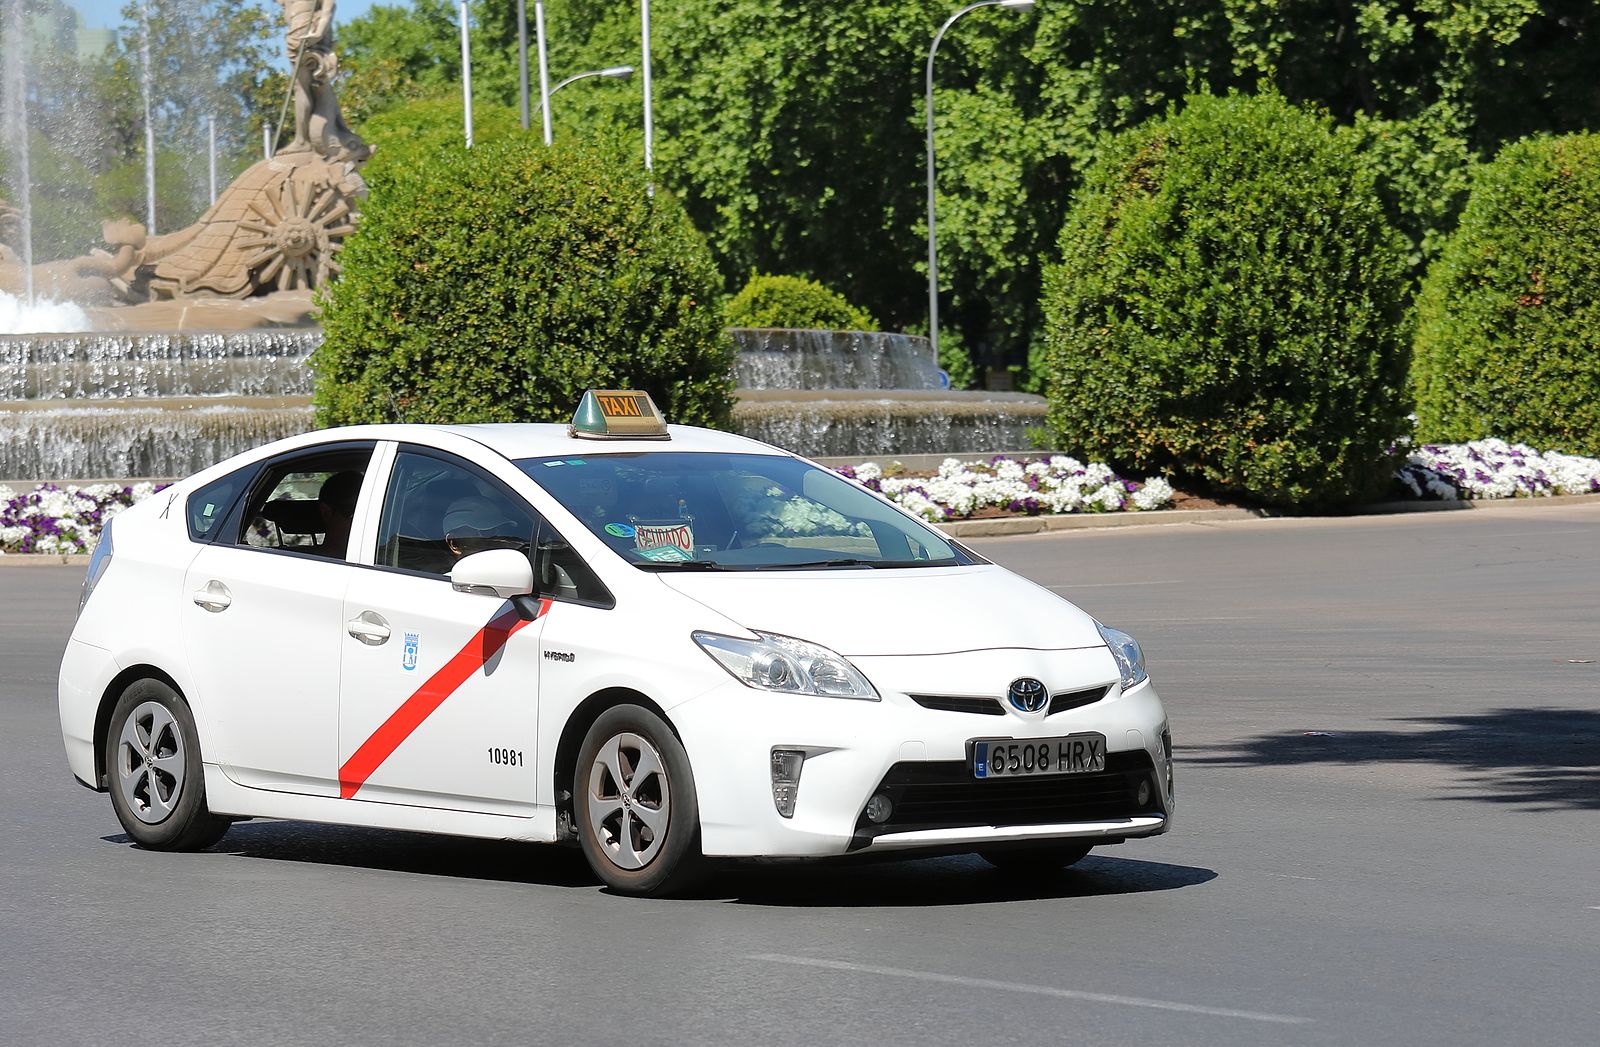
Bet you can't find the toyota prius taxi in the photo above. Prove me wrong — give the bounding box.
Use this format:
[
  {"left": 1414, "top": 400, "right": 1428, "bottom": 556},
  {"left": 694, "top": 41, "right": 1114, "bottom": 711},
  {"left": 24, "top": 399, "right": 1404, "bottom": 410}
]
[{"left": 60, "top": 390, "right": 1174, "bottom": 895}]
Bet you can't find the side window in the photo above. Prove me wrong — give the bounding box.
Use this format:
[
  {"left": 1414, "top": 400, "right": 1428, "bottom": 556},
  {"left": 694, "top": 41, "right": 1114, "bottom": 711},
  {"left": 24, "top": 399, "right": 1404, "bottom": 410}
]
[
  {"left": 233, "top": 448, "right": 372, "bottom": 559},
  {"left": 187, "top": 470, "right": 250, "bottom": 543},
  {"left": 375, "top": 451, "right": 538, "bottom": 577}
]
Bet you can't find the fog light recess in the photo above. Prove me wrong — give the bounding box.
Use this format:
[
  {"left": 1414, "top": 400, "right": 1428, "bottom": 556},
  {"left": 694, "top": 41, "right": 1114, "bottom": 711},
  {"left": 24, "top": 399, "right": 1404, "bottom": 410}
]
[
  {"left": 864, "top": 793, "right": 892, "bottom": 824},
  {"left": 770, "top": 749, "right": 805, "bottom": 818},
  {"left": 1136, "top": 780, "right": 1152, "bottom": 807}
]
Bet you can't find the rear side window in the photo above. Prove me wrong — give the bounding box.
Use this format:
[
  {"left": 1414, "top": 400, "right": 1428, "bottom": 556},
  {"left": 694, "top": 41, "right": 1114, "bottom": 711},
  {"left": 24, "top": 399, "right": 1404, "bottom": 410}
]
[
  {"left": 232, "top": 447, "right": 374, "bottom": 559},
  {"left": 187, "top": 472, "right": 249, "bottom": 543}
]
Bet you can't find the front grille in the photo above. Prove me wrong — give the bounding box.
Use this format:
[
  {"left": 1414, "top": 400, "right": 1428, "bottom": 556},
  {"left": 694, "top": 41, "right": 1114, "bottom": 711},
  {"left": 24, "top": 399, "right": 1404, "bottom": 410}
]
[
  {"left": 909, "top": 694, "right": 1005, "bottom": 716},
  {"left": 1048, "top": 684, "right": 1111, "bottom": 716},
  {"left": 853, "top": 750, "right": 1160, "bottom": 842}
]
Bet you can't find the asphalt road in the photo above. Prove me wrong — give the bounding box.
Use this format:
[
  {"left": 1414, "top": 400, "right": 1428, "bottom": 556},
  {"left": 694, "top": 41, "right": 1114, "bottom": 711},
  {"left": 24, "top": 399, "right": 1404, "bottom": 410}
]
[{"left": 3, "top": 502, "right": 1598, "bottom": 1047}]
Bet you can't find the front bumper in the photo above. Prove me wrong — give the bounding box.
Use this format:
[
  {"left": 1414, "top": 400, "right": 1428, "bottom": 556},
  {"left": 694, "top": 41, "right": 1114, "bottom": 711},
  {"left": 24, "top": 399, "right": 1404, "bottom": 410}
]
[{"left": 670, "top": 645, "right": 1173, "bottom": 858}]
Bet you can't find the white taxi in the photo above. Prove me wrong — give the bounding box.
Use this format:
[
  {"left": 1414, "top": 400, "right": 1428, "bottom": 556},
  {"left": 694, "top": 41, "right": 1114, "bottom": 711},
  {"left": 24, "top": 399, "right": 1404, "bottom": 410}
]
[{"left": 60, "top": 391, "right": 1173, "bottom": 895}]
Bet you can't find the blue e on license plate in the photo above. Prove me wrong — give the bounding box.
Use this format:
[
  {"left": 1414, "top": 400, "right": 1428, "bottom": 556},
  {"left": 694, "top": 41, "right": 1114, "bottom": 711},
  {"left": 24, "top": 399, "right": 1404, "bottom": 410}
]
[{"left": 972, "top": 734, "right": 1106, "bottom": 779}]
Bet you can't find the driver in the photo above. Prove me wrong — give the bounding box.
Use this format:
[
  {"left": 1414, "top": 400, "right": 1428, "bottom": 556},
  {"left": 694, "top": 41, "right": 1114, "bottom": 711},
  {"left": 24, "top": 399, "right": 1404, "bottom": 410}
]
[{"left": 442, "top": 496, "right": 527, "bottom": 561}]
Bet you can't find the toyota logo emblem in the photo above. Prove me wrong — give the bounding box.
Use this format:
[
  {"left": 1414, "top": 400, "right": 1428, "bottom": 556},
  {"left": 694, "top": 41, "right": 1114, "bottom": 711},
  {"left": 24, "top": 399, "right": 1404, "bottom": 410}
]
[{"left": 1007, "top": 677, "right": 1048, "bottom": 713}]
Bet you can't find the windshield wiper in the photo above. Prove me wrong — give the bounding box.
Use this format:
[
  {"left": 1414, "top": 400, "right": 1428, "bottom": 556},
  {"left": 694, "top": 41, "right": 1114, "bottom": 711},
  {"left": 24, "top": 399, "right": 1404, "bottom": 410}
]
[
  {"left": 633, "top": 559, "right": 727, "bottom": 571},
  {"left": 753, "top": 558, "right": 942, "bottom": 570}
]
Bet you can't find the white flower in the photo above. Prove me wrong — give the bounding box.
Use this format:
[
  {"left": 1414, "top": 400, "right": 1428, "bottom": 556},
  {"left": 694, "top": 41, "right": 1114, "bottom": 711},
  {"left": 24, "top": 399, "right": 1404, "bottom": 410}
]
[{"left": 1132, "top": 477, "right": 1174, "bottom": 510}]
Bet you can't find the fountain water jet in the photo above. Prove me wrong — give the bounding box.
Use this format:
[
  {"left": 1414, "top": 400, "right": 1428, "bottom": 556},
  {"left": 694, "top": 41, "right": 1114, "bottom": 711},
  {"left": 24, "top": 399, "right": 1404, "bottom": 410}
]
[{"left": 1, "top": 0, "right": 34, "bottom": 305}]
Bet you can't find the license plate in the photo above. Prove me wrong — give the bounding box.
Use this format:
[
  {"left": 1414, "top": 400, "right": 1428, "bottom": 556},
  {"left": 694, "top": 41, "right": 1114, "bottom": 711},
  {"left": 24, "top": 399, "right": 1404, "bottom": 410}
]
[{"left": 972, "top": 734, "right": 1106, "bottom": 779}]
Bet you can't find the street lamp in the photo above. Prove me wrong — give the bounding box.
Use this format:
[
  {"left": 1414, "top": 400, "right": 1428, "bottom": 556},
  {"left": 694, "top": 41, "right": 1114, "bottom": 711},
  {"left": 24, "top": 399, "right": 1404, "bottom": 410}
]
[
  {"left": 532, "top": 67, "right": 636, "bottom": 128},
  {"left": 924, "top": 0, "right": 1035, "bottom": 365}
]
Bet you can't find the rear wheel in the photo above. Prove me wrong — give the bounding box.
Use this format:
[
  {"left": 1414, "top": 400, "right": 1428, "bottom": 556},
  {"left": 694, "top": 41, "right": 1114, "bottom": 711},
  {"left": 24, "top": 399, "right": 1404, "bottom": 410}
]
[
  {"left": 574, "top": 705, "right": 702, "bottom": 896},
  {"left": 105, "top": 679, "right": 230, "bottom": 851},
  {"left": 978, "top": 842, "right": 1093, "bottom": 872}
]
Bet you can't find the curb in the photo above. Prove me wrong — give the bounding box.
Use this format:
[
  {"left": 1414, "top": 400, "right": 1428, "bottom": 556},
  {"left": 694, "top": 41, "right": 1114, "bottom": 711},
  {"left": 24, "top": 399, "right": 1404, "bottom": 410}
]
[
  {"left": 940, "top": 491, "right": 1600, "bottom": 537},
  {"left": 0, "top": 554, "right": 91, "bottom": 567}
]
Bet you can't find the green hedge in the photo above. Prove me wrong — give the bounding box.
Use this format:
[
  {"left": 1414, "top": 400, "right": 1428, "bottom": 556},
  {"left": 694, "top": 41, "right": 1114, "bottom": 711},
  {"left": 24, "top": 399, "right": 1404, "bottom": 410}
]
[
  {"left": 357, "top": 95, "right": 522, "bottom": 189},
  {"left": 1412, "top": 133, "right": 1600, "bottom": 456},
  {"left": 1040, "top": 92, "right": 1411, "bottom": 507},
  {"left": 726, "top": 273, "right": 878, "bottom": 332},
  {"left": 314, "top": 135, "right": 734, "bottom": 429}
]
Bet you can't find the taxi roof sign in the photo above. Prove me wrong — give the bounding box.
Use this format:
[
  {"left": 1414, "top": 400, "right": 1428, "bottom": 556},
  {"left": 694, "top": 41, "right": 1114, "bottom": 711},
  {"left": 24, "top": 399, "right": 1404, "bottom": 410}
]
[{"left": 569, "top": 390, "right": 671, "bottom": 440}]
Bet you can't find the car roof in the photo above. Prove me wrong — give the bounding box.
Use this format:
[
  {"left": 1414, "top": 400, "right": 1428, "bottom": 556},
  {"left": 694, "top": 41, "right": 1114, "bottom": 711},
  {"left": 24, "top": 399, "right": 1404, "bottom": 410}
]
[{"left": 311, "top": 422, "right": 786, "bottom": 462}]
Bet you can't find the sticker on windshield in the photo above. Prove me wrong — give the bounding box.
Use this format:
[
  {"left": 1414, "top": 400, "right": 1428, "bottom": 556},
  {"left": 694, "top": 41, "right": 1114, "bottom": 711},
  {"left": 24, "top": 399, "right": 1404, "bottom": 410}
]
[
  {"left": 604, "top": 522, "right": 636, "bottom": 538},
  {"left": 564, "top": 459, "right": 586, "bottom": 466},
  {"left": 638, "top": 545, "right": 692, "bottom": 563},
  {"left": 634, "top": 520, "right": 695, "bottom": 558},
  {"left": 542, "top": 461, "right": 565, "bottom": 468}
]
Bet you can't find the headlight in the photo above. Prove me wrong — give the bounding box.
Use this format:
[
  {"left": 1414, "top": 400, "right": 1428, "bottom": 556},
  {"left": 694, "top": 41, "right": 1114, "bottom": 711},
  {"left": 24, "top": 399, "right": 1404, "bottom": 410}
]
[
  {"left": 1096, "top": 621, "right": 1148, "bottom": 690},
  {"left": 693, "top": 631, "right": 880, "bottom": 700}
]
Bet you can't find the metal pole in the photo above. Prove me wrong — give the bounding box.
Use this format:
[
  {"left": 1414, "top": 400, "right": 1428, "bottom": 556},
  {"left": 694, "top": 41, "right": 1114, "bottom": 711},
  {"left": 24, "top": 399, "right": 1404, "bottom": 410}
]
[
  {"left": 263, "top": 123, "right": 272, "bottom": 159},
  {"left": 925, "top": 0, "right": 1033, "bottom": 363},
  {"left": 459, "top": 0, "right": 473, "bottom": 148},
  {"left": 207, "top": 114, "right": 217, "bottom": 204},
  {"left": 138, "top": 0, "right": 157, "bottom": 235},
  {"left": 535, "top": 0, "right": 552, "bottom": 146},
  {"left": 641, "top": 0, "right": 653, "bottom": 182},
  {"left": 517, "top": 0, "right": 529, "bottom": 130}
]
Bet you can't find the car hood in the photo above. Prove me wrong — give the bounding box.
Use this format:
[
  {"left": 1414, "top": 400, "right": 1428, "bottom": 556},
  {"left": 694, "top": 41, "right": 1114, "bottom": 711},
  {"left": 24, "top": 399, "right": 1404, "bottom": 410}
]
[{"left": 657, "top": 564, "right": 1105, "bottom": 656}]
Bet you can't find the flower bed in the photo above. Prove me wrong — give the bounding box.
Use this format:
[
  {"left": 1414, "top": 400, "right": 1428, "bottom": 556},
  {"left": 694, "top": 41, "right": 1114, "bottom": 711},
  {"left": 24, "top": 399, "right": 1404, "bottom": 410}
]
[
  {"left": 3, "top": 441, "right": 1598, "bottom": 555},
  {"left": 0, "top": 483, "right": 163, "bottom": 555},
  {"left": 1396, "top": 439, "right": 1600, "bottom": 500},
  {"left": 836, "top": 456, "right": 1174, "bottom": 522}
]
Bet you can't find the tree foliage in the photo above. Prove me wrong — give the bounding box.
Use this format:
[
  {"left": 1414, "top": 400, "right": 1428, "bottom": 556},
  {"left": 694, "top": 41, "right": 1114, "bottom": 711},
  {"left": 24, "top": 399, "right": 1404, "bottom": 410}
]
[
  {"left": 1411, "top": 134, "right": 1600, "bottom": 456},
  {"left": 313, "top": 135, "right": 734, "bottom": 429},
  {"left": 1041, "top": 93, "right": 1412, "bottom": 508}
]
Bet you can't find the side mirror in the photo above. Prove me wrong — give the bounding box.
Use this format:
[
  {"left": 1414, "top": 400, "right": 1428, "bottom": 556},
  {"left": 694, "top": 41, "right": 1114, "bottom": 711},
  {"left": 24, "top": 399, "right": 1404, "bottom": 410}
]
[{"left": 450, "top": 549, "right": 535, "bottom": 599}]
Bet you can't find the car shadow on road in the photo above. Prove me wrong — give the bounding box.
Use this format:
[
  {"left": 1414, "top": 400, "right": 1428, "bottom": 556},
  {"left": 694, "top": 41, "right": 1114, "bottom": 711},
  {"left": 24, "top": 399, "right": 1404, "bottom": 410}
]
[
  {"left": 1192, "top": 706, "right": 1600, "bottom": 810},
  {"left": 707, "top": 853, "right": 1216, "bottom": 907},
  {"left": 102, "top": 823, "right": 1215, "bottom": 904}
]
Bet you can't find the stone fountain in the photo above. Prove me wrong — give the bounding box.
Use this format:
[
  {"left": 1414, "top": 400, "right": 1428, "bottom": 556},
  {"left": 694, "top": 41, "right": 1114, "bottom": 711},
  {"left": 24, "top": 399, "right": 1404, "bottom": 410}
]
[{"left": 0, "top": 0, "right": 1046, "bottom": 482}]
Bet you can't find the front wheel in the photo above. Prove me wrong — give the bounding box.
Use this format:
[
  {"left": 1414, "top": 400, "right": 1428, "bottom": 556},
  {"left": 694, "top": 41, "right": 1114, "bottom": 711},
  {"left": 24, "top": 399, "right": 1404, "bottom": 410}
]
[
  {"left": 105, "top": 679, "right": 230, "bottom": 851},
  {"left": 977, "top": 842, "right": 1093, "bottom": 872},
  {"left": 573, "top": 705, "right": 702, "bottom": 896}
]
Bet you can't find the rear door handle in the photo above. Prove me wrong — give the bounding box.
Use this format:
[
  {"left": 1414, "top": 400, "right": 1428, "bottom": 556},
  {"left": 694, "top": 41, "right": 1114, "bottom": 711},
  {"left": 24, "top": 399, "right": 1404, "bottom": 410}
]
[
  {"left": 347, "top": 611, "right": 391, "bottom": 645},
  {"left": 192, "top": 580, "right": 232, "bottom": 613}
]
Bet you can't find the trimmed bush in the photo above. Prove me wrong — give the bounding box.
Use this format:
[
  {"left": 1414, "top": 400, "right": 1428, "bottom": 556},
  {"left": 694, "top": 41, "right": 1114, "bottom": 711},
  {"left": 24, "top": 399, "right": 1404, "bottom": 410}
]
[
  {"left": 357, "top": 95, "right": 521, "bottom": 189},
  {"left": 314, "top": 135, "right": 734, "bottom": 429},
  {"left": 726, "top": 274, "right": 878, "bottom": 332},
  {"left": 1040, "top": 92, "right": 1412, "bottom": 507},
  {"left": 1412, "top": 133, "right": 1600, "bottom": 457}
]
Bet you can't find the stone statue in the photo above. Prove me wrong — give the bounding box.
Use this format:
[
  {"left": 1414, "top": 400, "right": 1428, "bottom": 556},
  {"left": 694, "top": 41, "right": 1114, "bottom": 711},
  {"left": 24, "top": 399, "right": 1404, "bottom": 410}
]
[
  {"left": 1, "top": 0, "right": 369, "bottom": 308},
  {"left": 281, "top": 0, "right": 370, "bottom": 163}
]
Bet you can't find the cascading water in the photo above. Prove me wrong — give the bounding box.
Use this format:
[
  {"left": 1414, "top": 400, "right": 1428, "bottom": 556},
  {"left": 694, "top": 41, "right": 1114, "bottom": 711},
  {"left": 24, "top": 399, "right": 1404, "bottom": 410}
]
[{"left": 0, "top": 328, "right": 1047, "bottom": 481}]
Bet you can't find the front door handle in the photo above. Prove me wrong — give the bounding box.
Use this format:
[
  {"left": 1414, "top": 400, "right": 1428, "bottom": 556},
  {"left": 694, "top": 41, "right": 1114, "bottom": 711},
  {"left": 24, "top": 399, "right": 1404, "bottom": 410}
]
[
  {"left": 192, "top": 580, "right": 232, "bottom": 613},
  {"left": 347, "top": 611, "right": 391, "bottom": 645}
]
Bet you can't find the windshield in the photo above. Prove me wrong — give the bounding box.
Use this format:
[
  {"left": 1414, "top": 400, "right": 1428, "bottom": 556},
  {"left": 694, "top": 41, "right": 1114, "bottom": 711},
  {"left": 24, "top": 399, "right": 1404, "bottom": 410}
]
[{"left": 517, "top": 452, "right": 977, "bottom": 570}]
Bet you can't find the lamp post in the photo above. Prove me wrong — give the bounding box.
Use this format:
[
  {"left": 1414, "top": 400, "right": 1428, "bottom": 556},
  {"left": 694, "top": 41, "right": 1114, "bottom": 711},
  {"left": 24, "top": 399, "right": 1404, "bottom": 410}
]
[
  {"left": 641, "top": 0, "right": 655, "bottom": 185},
  {"left": 533, "top": 66, "right": 635, "bottom": 127},
  {"left": 459, "top": 0, "right": 474, "bottom": 147},
  {"left": 924, "top": 0, "right": 1035, "bottom": 363},
  {"left": 535, "top": 0, "right": 553, "bottom": 145}
]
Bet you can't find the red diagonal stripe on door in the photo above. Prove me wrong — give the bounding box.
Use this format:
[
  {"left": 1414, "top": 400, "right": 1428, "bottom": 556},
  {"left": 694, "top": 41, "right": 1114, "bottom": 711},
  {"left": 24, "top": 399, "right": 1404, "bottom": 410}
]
[{"left": 339, "top": 600, "right": 551, "bottom": 799}]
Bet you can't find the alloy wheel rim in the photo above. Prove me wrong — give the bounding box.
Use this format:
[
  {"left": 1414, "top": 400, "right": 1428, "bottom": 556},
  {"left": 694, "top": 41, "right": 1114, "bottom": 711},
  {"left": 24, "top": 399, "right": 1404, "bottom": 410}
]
[
  {"left": 587, "top": 732, "right": 671, "bottom": 871},
  {"left": 116, "top": 701, "right": 185, "bottom": 825}
]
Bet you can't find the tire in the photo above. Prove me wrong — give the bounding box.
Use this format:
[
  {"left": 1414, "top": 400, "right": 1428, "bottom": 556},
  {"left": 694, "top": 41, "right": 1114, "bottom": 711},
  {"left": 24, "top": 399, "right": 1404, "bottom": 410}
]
[
  {"left": 105, "top": 679, "right": 230, "bottom": 851},
  {"left": 573, "top": 705, "right": 702, "bottom": 896},
  {"left": 977, "top": 842, "right": 1094, "bottom": 872}
]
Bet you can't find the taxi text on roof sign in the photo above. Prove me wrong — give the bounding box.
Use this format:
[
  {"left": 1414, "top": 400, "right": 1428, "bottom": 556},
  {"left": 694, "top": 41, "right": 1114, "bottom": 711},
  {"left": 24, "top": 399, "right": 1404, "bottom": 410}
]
[{"left": 569, "top": 390, "right": 671, "bottom": 440}]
